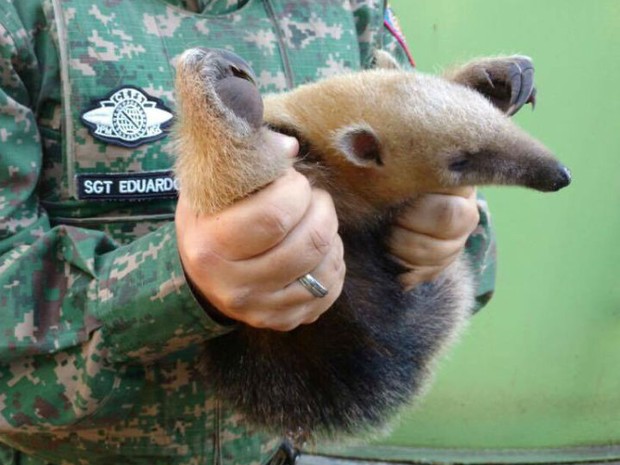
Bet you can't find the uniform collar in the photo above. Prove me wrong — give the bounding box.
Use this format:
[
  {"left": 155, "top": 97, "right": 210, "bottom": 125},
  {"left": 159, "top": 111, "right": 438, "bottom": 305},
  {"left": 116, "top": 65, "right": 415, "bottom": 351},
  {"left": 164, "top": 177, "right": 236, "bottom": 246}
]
[
  {"left": 161, "top": 0, "right": 206, "bottom": 12},
  {"left": 161, "top": 0, "right": 245, "bottom": 14}
]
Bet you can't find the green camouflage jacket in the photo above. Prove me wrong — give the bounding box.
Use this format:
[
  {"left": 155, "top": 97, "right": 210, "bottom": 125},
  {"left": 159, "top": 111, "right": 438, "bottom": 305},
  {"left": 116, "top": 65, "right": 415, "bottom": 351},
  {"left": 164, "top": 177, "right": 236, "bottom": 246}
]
[{"left": 0, "top": 0, "right": 495, "bottom": 464}]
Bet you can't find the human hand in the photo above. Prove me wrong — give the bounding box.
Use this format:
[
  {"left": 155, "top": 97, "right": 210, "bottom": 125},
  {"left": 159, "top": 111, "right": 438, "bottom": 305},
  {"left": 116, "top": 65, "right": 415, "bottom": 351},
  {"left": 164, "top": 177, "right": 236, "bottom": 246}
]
[
  {"left": 175, "top": 132, "right": 345, "bottom": 331},
  {"left": 389, "top": 187, "right": 480, "bottom": 291}
]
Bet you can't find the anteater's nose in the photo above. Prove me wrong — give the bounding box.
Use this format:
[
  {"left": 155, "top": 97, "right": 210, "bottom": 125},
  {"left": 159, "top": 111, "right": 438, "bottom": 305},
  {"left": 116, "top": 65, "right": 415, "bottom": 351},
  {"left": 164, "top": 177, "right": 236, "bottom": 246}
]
[
  {"left": 528, "top": 162, "right": 572, "bottom": 192},
  {"left": 552, "top": 165, "right": 572, "bottom": 191}
]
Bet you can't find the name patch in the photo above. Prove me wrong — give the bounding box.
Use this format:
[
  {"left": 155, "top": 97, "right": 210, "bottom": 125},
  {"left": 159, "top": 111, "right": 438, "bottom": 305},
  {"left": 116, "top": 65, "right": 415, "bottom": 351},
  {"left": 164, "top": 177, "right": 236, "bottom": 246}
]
[{"left": 76, "top": 171, "right": 179, "bottom": 201}]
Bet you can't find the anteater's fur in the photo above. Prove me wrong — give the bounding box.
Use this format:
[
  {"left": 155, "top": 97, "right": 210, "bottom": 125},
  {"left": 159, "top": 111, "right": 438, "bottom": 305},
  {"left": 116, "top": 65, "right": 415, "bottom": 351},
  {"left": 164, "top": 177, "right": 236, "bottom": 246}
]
[{"left": 173, "top": 49, "right": 570, "bottom": 440}]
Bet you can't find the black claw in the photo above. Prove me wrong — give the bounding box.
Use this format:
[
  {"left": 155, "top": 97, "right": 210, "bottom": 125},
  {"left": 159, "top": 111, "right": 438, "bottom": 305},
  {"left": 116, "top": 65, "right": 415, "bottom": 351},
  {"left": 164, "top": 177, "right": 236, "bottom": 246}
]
[
  {"left": 215, "top": 49, "right": 258, "bottom": 84},
  {"left": 198, "top": 48, "right": 264, "bottom": 129},
  {"left": 527, "top": 87, "right": 537, "bottom": 111},
  {"left": 230, "top": 65, "right": 256, "bottom": 84},
  {"left": 510, "top": 67, "right": 535, "bottom": 116},
  {"left": 483, "top": 70, "right": 495, "bottom": 89},
  {"left": 507, "top": 69, "right": 523, "bottom": 116}
]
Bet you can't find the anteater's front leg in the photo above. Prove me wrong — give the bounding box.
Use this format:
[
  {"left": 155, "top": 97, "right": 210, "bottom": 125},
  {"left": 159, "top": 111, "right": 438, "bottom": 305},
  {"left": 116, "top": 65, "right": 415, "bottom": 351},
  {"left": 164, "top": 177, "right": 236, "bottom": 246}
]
[{"left": 444, "top": 55, "right": 537, "bottom": 115}]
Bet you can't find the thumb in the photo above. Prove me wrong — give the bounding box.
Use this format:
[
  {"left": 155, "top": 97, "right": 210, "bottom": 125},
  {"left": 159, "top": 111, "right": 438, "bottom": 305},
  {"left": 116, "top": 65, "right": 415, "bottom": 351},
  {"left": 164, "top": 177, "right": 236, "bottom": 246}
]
[
  {"left": 431, "top": 186, "right": 476, "bottom": 199},
  {"left": 263, "top": 130, "right": 299, "bottom": 160}
]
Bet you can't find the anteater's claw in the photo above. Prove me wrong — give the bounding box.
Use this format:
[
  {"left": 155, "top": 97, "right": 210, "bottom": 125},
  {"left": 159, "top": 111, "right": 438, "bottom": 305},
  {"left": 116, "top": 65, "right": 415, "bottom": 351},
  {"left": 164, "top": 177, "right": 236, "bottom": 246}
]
[
  {"left": 506, "top": 60, "right": 536, "bottom": 116},
  {"left": 460, "top": 56, "right": 537, "bottom": 116}
]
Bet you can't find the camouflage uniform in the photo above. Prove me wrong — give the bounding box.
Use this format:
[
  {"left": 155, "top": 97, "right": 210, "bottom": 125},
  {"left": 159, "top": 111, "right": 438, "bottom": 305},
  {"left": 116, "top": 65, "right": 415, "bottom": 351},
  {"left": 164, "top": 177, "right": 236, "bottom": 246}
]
[{"left": 0, "top": 0, "right": 495, "bottom": 464}]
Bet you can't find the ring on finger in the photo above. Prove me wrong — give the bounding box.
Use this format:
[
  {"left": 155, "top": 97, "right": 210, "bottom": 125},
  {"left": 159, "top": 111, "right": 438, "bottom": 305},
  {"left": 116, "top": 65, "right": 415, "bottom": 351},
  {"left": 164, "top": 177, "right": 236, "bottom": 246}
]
[{"left": 298, "top": 273, "right": 328, "bottom": 298}]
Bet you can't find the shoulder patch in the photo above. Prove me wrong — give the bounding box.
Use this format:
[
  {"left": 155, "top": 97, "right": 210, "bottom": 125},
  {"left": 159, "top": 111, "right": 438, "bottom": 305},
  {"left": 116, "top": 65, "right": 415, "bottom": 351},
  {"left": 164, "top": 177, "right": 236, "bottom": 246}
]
[
  {"left": 384, "top": 7, "right": 416, "bottom": 67},
  {"left": 80, "top": 86, "right": 174, "bottom": 148}
]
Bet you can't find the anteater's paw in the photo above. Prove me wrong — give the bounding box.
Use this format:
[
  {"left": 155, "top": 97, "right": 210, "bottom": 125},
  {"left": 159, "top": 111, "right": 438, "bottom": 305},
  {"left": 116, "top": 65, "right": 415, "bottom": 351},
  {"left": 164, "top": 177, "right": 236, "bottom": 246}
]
[
  {"left": 446, "top": 55, "right": 536, "bottom": 116},
  {"left": 176, "top": 47, "right": 264, "bottom": 132}
]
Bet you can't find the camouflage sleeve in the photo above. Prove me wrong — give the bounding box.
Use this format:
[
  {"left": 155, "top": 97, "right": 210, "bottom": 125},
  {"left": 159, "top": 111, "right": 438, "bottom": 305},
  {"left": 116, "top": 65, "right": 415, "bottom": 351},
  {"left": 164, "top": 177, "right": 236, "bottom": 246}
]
[
  {"left": 351, "top": 0, "right": 415, "bottom": 70},
  {"left": 468, "top": 195, "right": 497, "bottom": 313},
  {"left": 379, "top": 5, "right": 417, "bottom": 69},
  {"left": 353, "top": 1, "right": 497, "bottom": 312},
  {"left": 0, "top": 6, "right": 233, "bottom": 430}
]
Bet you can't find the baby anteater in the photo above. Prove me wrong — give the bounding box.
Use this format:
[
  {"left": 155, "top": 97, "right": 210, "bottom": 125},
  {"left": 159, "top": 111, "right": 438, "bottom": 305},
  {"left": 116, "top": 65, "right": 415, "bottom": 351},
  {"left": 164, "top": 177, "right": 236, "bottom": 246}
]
[{"left": 173, "top": 48, "right": 570, "bottom": 440}]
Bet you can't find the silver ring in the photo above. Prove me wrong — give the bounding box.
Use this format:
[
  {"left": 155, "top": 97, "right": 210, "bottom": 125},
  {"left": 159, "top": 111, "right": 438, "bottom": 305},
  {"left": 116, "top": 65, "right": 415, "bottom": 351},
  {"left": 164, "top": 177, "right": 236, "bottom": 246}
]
[{"left": 298, "top": 273, "right": 328, "bottom": 298}]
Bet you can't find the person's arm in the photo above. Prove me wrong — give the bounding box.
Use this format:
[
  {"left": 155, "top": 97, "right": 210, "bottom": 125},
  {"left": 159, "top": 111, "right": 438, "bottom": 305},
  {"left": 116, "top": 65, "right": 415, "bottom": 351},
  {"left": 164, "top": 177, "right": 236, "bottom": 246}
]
[
  {"left": 0, "top": 15, "right": 241, "bottom": 431},
  {"left": 0, "top": 3, "right": 347, "bottom": 431}
]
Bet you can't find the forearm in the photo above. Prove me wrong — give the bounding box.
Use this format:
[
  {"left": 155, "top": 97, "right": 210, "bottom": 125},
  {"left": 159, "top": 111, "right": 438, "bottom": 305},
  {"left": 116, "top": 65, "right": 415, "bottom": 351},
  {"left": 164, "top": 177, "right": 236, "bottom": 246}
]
[
  {"left": 0, "top": 218, "right": 236, "bottom": 428},
  {"left": 2, "top": 221, "right": 231, "bottom": 360}
]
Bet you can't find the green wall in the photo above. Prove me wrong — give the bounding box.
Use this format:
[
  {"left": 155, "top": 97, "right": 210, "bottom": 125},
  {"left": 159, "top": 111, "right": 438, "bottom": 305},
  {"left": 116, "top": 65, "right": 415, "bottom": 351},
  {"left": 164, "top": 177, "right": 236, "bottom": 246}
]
[{"left": 321, "top": 1, "right": 620, "bottom": 462}]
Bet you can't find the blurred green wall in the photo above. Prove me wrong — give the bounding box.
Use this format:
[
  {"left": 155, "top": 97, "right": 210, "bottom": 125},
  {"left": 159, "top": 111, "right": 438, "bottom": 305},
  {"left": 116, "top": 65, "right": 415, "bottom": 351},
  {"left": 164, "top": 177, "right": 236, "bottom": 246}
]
[{"left": 321, "top": 0, "right": 620, "bottom": 462}]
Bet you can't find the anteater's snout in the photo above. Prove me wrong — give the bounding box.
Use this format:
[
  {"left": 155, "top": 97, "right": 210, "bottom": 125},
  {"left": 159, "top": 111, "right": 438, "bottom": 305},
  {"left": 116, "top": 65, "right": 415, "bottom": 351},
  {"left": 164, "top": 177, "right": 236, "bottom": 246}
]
[
  {"left": 530, "top": 163, "right": 572, "bottom": 192},
  {"left": 547, "top": 164, "right": 572, "bottom": 191},
  {"left": 555, "top": 165, "right": 572, "bottom": 190}
]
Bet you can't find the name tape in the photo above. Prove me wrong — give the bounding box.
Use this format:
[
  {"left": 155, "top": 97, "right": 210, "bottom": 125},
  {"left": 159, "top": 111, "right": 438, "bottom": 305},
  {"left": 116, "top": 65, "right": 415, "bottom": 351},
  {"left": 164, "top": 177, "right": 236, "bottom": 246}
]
[{"left": 76, "top": 171, "right": 179, "bottom": 201}]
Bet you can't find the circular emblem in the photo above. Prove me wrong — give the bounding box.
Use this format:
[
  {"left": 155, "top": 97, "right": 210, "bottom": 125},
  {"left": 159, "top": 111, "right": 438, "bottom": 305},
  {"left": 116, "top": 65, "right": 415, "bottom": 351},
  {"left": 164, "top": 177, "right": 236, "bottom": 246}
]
[
  {"left": 112, "top": 99, "right": 148, "bottom": 141},
  {"left": 80, "top": 86, "right": 174, "bottom": 148}
]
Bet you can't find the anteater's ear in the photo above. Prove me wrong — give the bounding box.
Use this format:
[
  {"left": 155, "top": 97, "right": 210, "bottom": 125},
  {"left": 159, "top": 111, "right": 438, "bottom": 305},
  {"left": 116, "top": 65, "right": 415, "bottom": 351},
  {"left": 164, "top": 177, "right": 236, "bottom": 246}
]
[
  {"left": 334, "top": 125, "right": 383, "bottom": 167},
  {"left": 373, "top": 50, "right": 402, "bottom": 70}
]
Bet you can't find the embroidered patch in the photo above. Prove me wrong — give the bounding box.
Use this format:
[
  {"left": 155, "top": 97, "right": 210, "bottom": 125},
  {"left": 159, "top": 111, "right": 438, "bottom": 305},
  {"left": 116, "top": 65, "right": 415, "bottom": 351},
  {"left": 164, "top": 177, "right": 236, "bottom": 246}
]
[
  {"left": 384, "top": 7, "right": 416, "bottom": 67},
  {"left": 80, "top": 86, "right": 174, "bottom": 148},
  {"left": 76, "top": 171, "right": 179, "bottom": 201}
]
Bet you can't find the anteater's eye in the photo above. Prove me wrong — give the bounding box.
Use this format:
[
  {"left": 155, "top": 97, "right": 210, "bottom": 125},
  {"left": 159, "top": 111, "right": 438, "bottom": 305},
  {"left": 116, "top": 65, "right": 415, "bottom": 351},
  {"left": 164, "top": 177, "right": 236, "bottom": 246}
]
[
  {"left": 449, "top": 157, "right": 471, "bottom": 172},
  {"left": 230, "top": 65, "right": 255, "bottom": 84}
]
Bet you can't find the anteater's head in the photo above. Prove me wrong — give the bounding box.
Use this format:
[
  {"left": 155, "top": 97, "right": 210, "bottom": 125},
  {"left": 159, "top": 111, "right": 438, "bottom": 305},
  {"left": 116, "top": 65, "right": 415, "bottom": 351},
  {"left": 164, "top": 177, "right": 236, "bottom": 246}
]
[{"left": 265, "top": 68, "right": 571, "bottom": 215}]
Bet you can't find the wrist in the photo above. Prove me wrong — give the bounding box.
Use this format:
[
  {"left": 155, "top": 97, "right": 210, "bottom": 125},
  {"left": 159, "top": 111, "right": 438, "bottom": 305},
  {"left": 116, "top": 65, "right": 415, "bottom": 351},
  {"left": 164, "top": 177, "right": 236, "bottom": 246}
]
[{"left": 183, "top": 270, "right": 239, "bottom": 327}]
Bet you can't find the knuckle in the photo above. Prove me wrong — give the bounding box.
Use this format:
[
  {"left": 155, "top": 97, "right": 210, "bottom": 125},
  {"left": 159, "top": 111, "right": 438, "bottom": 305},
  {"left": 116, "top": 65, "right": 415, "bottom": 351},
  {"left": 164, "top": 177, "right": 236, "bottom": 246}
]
[
  {"left": 313, "top": 187, "right": 336, "bottom": 207},
  {"left": 306, "top": 198, "right": 338, "bottom": 257},
  {"left": 220, "top": 287, "right": 253, "bottom": 313},
  {"left": 414, "top": 236, "right": 438, "bottom": 262},
  {"left": 243, "top": 314, "right": 269, "bottom": 329},
  {"left": 436, "top": 196, "right": 479, "bottom": 238},
  {"left": 304, "top": 300, "right": 329, "bottom": 322},
  {"left": 424, "top": 270, "right": 443, "bottom": 283},
  {"left": 453, "top": 234, "right": 471, "bottom": 253},
  {"left": 339, "top": 259, "right": 347, "bottom": 282},
  {"left": 388, "top": 226, "right": 412, "bottom": 252},
  {"left": 302, "top": 314, "right": 321, "bottom": 326},
  {"left": 183, "top": 245, "right": 221, "bottom": 270},
  {"left": 302, "top": 304, "right": 330, "bottom": 325},
  {"left": 292, "top": 169, "right": 313, "bottom": 188},
  {"left": 332, "top": 266, "right": 346, "bottom": 295},
  {"left": 415, "top": 266, "right": 442, "bottom": 284},
  {"left": 436, "top": 198, "right": 466, "bottom": 235},
  {"left": 312, "top": 189, "right": 338, "bottom": 223},
  {"left": 460, "top": 200, "right": 480, "bottom": 235},
  {"left": 330, "top": 239, "right": 346, "bottom": 276},
  {"left": 469, "top": 205, "right": 481, "bottom": 230},
  {"left": 280, "top": 169, "right": 312, "bottom": 197},
  {"left": 270, "top": 319, "right": 300, "bottom": 332},
  {"left": 258, "top": 203, "right": 296, "bottom": 238},
  {"left": 307, "top": 226, "right": 334, "bottom": 259},
  {"left": 406, "top": 234, "right": 455, "bottom": 267}
]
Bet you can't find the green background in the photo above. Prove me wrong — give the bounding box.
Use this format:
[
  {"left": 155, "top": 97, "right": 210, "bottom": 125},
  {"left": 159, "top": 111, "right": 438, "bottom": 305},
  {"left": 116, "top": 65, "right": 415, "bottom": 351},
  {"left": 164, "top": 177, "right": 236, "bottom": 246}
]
[{"left": 321, "top": 0, "right": 620, "bottom": 462}]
